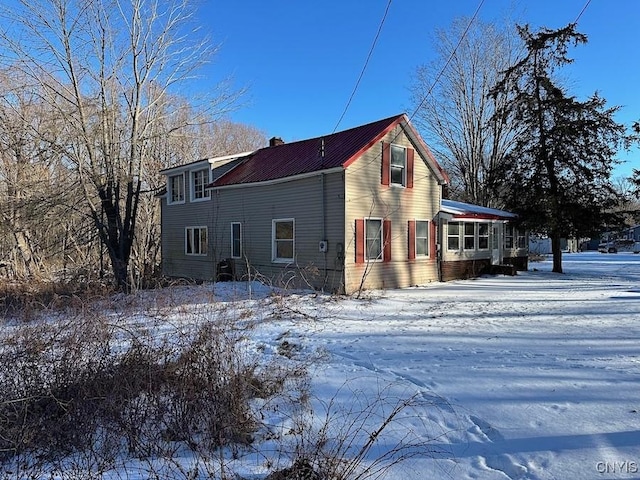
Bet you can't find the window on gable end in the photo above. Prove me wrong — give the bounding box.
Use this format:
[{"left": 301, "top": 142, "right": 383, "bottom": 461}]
[
  {"left": 365, "top": 218, "right": 383, "bottom": 260},
  {"left": 356, "top": 218, "right": 391, "bottom": 263},
  {"left": 409, "top": 220, "right": 429, "bottom": 259},
  {"left": 390, "top": 145, "right": 406, "bottom": 186},
  {"left": 382, "top": 142, "right": 414, "bottom": 188},
  {"left": 415, "top": 220, "right": 429, "bottom": 256}
]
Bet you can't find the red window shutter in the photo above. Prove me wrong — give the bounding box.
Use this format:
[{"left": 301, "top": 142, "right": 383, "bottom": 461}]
[
  {"left": 383, "top": 219, "right": 392, "bottom": 262},
  {"left": 430, "top": 221, "right": 437, "bottom": 257},
  {"left": 408, "top": 220, "right": 416, "bottom": 260},
  {"left": 355, "top": 219, "right": 364, "bottom": 264},
  {"left": 406, "top": 148, "right": 414, "bottom": 188},
  {"left": 381, "top": 142, "right": 390, "bottom": 186}
]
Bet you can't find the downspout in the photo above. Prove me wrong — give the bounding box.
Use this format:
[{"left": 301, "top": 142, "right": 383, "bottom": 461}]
[
  {"left": 321, "top": 172, "right": 327, "bottom": 288},
  {"left": 437, "top": 214, "right": 443, "bottom": 282},
  {"left": 437, "top": 211, "right": 453, "bottom": 282}
]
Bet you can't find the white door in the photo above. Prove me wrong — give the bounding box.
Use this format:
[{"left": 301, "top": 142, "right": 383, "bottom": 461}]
[{"left": 491, "top": 223, "right": 502, "bottom": 265}]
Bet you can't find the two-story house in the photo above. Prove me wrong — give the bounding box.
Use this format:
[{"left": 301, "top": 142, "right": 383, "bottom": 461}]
[{"left": 159, "top": 114, "right": 527, "bottom": 293}]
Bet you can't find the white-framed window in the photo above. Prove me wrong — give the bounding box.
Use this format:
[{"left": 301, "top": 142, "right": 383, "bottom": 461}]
[
  {"left": 505, "top": 224, "right": 514, "bottom": 248},
  {"left": 366, "top": 218, "right": 383, "bottom": 260},
  {"left": 478, "top": 223, "right": 489, "bottom": 250},
  {"left": 447, "top": 222, "right": 461, "bottom": 250},
  {"left": 185, "top": 226, "right": 207, "bottom": 255},
  {"left": 231, "top": 222, "right": 242, "bottom": 259},
  {"left": 191, "top": 168, "right": 210, "bottom": 201},
  {"left": 169, "top": 173, "right": 185, "bottom": 204},
  {"left": 390, "top": 144, "right": 406, "bottom": 187},
  {"left": 415, "top": 220, "right": 429, "bottom": 257},
  {"left": 463, "top": 222, "right": 475, "bottom": 250},
  {"left": 272, "top": 219, "right": 294, "bottom": 262},
  {"left": 517, "top": 229, "right": 527, "bottom": 249}
]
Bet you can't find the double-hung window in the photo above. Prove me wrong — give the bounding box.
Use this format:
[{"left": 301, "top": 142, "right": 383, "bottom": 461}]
[
  {"left": 464, "top": 223, "right": 475, "bottom": 250},
  {"left": 478, "top": 223, "right": 489, "bottom": 249},
  {"left": 231, "top": 222, "right": 242, "bottom": 259},
  {"left": 365, "top": 218, "right": 383, "bottom": 260},
  {"left": 447, "top": 222, "right": 461, "bottom": 250},
  {"left": 191, "top": 168, "right": 210, "bottom": 201},
  {"left": 272, "top": 219, "right": 294, "bottom": 262},
  {"left": 169, "top": 174, "right": 185, "bottom": 204},
  {"left": 505, "top": 224, "right": 514, "bottom": 248},
  {"left": 185, "top": 226, "right": 207, "bottom": 255},
  {"left": 517, "top": 229, "right": 527, "bottom": 249},
  {"left": 415, "top": 220, "right": 429, "bottom": 257},
  {"left": 390, "top": 145, "right": 406, "bottom": 186}
]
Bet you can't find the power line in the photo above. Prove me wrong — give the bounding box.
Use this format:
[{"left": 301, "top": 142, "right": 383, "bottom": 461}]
[
  {"left": 347, "top": 0, "right": 486, "bottom": 179},
  {"left": 333, "top": 0, "right": 393, "bottom": 133},
  {"left": 408, "top": 0, "right": 485, "bottom": 124},
  {"left": 574, "top": 0, "right": 592, "bottom": 24}
]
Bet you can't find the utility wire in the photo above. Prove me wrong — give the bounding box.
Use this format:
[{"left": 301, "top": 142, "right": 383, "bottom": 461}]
[
  {"left": 345, "top": 0, "right": 486, "bottom": 179},
  {"left": 408, "top": 0, "right": 485, "bottom": 123},
  {"left": 573, "top": 0, "right": 592, "bottom": 24},
  {"left": 333, "top": 0, "right": 392, "bottom": 133}
]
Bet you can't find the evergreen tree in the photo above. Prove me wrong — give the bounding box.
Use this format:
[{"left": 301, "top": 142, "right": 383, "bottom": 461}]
[{"left": 491, "top": 24, "right": 627, "bottom": 273}]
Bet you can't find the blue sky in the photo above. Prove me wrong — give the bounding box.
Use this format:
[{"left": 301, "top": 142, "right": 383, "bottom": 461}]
[{"left": 203, "top": 0, "right": 638, "bottom": 178}]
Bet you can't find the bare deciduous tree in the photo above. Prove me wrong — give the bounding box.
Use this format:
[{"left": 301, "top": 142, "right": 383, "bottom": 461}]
[
  {"left": 409, "top": 17, "right": 523, "bottom": 207},
  {"left": 1, "top": 0, "right": 240, "bottom": 290}
]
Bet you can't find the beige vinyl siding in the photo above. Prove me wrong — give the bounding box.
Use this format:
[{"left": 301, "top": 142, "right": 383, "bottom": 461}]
[
  {"left": 211, "top": 171, "right": 345, "bottom": 291},
  {"left": 344, "top": 124, "right": 441, "bottom": 293},
  {"left": 161, "top": 196, "right": 215, "bottom": 280}
]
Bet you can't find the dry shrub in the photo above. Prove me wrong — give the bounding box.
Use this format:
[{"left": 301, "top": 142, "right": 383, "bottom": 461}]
[
  {"left": 0, "top": 300, "right": 297, "bottom": 473},
  {"left": 0, "top": 279, "right": 112, "bottom": 321}
]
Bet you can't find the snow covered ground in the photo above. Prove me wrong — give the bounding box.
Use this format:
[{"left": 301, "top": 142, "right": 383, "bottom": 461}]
[
  {"left": 9, "top": 251, "right": 640, "bottom": 480},
  {"left": 233, "top": 251, "right": 640, "bottom": 480}
]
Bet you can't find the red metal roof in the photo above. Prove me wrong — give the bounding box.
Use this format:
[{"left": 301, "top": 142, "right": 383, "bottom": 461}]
[{"left": 212, "top": 114, "right": 406, "bottom": 187}]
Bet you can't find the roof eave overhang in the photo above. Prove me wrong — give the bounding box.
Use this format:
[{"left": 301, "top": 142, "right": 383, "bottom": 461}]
[
  {"left": 210, "top": 166, "right": 345, "bottom": 191},
  {"left": 341, "top": 114, "right": 449, "bottom": 185}
]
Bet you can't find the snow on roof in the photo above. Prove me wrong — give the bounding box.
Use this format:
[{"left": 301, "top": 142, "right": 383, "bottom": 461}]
[{"left": 441, "top": 199, "right": 516, "bottom": 220}]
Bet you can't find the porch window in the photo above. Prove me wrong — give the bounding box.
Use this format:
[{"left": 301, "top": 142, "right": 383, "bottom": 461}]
[
  {"left": 447, "top": 222, "right": 461, "bottom": 250},
  {"left": 478, "top": 223, "right": 489, "bottom": 250},
  {"left": 231, "top": 222, "right": 242, "bottom": 258},
  {"left": 415, "top": 220, "right": 429, "bottom": 257},
  {"left": 517, "top": 229, "right": 527, "bottom": 249},
  {"left": 169, "top": 174, "right": 184, "bottom": 204},
  {"left": 185, "top": 226, "right": 207, "bottom": 255},
  {"left": 191, "top": 168, "right": 210, "bottom": 201},
  {"left": 505, "top": 224, "right": 514, "bottom": 248},
  {"left": 464, "top": 222, "right": 475, "bottom": 250},
  {"left": 272, "top": 219, "right": 294, "bottom": 262}
]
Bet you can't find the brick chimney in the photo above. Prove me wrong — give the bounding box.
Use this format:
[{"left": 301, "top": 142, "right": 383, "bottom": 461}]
[{"left": 269, "top": 136, "right": 284, "bottom": 147}]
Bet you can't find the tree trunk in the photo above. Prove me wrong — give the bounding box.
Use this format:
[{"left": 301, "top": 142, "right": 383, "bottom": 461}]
[{"left": 551, "top": 232, "right": 563, "bottom": 274}]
